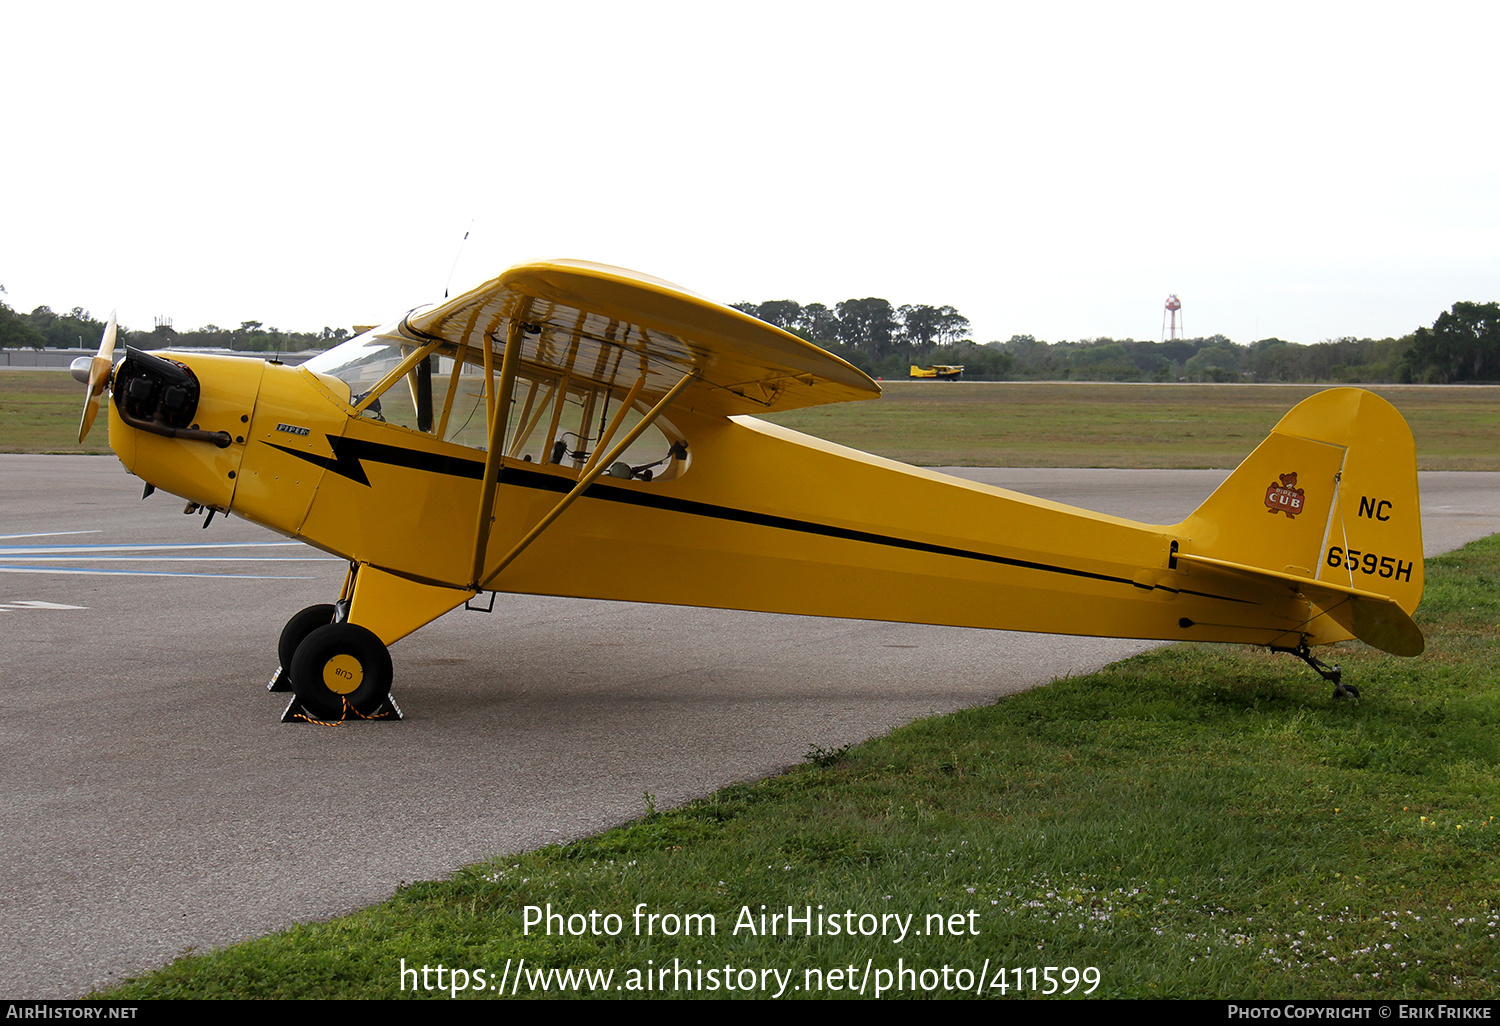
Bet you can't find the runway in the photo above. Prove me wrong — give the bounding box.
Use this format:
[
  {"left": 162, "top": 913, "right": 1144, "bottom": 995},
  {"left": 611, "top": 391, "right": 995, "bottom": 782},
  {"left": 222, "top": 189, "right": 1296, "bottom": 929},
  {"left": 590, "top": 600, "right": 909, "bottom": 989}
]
[{"left": 2, "top": 455, "right": 1496, "bottom": 997}]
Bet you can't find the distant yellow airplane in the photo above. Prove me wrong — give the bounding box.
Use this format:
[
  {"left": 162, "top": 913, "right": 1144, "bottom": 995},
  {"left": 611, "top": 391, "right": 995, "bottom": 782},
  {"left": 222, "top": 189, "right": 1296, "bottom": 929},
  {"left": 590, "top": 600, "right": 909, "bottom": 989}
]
[
  {"left": 909, "top": 364, "right": 964, "bottom": 380},
  {"left": 76, "top": 261, "right": 1424, "bottom": 722}
]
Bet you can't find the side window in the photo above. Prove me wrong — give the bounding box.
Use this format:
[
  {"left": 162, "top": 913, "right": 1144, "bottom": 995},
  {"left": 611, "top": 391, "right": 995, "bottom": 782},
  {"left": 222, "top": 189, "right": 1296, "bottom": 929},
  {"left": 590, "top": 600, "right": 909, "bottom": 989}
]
[
  {"left": 365, "top": 357, "right": 428, "bottom": 431},
  {"left": 306, "top": 335, "right": 690, "bottom": 482},
  {"left": 435, "top": 353, "right": 491, "bottom": 449},
  {"left": 536, "top": 381, "right": 687, "bottom": 482}
]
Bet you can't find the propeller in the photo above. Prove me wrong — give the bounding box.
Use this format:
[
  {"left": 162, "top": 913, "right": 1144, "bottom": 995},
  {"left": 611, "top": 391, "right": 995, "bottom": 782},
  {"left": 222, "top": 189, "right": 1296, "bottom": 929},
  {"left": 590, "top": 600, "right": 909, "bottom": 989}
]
[{"left": 76, "top": 311, "right": 118, "bottom": 443}]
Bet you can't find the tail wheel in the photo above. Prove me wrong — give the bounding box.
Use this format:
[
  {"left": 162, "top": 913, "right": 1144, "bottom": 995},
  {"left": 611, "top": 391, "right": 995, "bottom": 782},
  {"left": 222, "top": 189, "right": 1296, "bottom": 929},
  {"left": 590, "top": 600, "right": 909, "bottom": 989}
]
[
  {"left": 277, "top": 603, "right": 337, "bottom": 672},
  {"left": 289, "top": 623, "right": 393, "bottom": 720}
]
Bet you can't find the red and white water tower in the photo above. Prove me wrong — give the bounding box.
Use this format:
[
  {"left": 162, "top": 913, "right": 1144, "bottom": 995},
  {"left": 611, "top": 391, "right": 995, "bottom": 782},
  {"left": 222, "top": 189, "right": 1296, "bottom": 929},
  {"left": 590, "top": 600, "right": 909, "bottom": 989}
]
[{"left": 1162, "top": 294, "right": 1183, "bottom": 341}]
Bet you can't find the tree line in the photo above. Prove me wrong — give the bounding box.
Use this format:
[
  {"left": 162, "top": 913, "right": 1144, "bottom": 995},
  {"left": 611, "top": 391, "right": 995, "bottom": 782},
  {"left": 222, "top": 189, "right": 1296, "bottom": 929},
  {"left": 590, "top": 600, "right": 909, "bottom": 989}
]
[
  {"left": 0, "top": 289, "right": 347, "bottom": 354},
  {"left": 3, "top": 284, "right": 1496, "bottom": 384},
  {"left": 734, "top": 296, "right": 1500, "bottom": 384},
  {"left": 989, "top": 308, "right": 1497, "bottom": 384},
  {"left": 731, "top": 298, "right": 1004, "bottom": 379}
]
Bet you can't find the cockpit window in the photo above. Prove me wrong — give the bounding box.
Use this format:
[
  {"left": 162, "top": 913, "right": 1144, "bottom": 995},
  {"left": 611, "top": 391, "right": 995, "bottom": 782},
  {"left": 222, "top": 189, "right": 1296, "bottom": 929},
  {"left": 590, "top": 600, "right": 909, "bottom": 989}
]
[
  {"left": 303, "top": 333, "right": 688, "bottom": 482},
  {"left": 508, "top": 374, "right": 686, "bottom": 481},
  {"left": 303, "top": 335, "right": 429, "bottom": 431}
]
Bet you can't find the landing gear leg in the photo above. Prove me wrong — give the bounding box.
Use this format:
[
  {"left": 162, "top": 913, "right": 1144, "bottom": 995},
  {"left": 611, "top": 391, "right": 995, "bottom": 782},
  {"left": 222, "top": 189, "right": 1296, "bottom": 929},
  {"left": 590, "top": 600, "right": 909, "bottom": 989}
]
[{"left": 1270, "top": 642, "right": 1360, "bottom": 700}]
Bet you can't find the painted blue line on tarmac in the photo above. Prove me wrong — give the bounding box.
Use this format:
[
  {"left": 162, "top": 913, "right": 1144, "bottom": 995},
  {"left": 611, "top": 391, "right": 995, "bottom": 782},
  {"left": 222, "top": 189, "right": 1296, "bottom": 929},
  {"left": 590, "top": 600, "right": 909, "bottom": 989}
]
[
  {"left": 0, "top": 542, "right": 305, "bottom": 555},
  {"left": 8, "top": 557, "right": 338, "bottom": 563},
  {"left": 0, "top": 565, "right": 317, "bottom": 580}
]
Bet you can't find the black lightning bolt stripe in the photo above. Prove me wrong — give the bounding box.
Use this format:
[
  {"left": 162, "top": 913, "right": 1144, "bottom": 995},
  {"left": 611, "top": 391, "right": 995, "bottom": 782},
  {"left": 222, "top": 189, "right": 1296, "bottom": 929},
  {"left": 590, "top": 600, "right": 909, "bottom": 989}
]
[
  {"left": 262, "top": 436, "right": 1252, "bottom": 605},
  {"left": 267, "top": 437, "right": 485, "bottom": 486}
]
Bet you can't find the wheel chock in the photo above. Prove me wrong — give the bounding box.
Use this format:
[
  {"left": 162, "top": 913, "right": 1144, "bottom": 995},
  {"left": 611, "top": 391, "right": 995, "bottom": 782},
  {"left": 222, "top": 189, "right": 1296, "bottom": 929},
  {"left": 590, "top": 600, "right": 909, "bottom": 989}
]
[{"left": 280, "top": 693, "right": 404, "bottom": 724}]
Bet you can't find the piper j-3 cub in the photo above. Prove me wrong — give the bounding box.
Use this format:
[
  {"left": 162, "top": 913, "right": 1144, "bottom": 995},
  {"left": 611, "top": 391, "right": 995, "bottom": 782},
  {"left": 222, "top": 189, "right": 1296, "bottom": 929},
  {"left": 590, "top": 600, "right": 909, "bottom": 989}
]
[{"left": 76, "top": 260, "right": 1425, "bottom": 722}]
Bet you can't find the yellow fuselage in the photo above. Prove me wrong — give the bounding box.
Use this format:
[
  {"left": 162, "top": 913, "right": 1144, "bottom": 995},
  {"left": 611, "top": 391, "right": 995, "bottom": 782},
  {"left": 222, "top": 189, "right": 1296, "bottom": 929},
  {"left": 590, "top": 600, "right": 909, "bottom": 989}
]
[{"left": 110, "top": 355, "right": 1392, "bottom": 655}]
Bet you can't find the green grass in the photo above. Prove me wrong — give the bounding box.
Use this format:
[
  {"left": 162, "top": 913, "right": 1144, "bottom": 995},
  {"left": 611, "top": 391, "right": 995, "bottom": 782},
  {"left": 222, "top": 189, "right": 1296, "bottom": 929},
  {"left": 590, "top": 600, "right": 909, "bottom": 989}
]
[
  {"left": 0, "top": 371, "right": 113, "bottom": 453},
  {"left": 7, "top": 374, "right": 1498, "bottom": 468},
  {"left": 764, "top": 382, "right": 1500, "bottom": 470},
  {"left": 96, "top": 536, "right": 1500, "bottom": 1000}
]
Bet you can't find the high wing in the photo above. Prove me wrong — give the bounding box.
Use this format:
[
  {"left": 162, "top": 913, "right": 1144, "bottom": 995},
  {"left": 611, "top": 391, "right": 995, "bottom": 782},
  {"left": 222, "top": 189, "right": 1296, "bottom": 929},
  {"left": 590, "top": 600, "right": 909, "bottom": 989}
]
[{"left": 395, "top": 259, "right": 879, "bottom": 416}]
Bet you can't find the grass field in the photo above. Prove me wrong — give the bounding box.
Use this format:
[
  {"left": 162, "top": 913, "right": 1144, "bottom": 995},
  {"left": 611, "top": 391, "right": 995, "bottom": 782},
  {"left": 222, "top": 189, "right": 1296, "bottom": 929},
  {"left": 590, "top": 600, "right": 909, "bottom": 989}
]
[
  {"left": 5, "top": 372, "right": 1498, "bottom": 470},
  {"left": 763, "top": 382, "right": 1500, "bottom": 471},
  {"left": 0, "top": 372, "right": 112, "bottom": 453},
  {"left": 97, "top": 537, "right": 1500, "bottom": 1000}
]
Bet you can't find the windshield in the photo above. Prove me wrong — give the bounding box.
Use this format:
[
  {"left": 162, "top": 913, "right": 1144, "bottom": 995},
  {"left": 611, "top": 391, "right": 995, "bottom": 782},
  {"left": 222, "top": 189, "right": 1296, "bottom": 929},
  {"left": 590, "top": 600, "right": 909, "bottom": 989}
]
[{"left": 303, "top": 331, "right": 406, "bottom": 399}]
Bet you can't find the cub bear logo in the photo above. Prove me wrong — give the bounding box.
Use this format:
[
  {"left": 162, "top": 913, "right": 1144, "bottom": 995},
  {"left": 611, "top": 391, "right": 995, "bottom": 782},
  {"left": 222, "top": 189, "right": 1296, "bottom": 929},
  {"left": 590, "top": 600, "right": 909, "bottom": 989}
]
[{"left": 1264, "top": 472, "right": 1305, "bottom": 519}]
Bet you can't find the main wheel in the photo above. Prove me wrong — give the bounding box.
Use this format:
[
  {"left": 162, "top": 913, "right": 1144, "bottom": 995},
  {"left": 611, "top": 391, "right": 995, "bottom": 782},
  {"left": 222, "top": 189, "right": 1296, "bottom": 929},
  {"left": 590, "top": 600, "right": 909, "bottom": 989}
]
[
  {"left": 289, "top": 622, "right": 393, "bottom": 720},
  {"left": 277, "top": 603, "right": 337, "bottom": 671}
]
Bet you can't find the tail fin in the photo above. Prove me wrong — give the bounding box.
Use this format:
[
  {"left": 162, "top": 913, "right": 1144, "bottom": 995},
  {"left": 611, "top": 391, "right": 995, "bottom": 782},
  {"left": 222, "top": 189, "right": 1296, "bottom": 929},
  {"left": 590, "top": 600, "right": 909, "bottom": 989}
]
[{"left": 1176, "top": 388, "right": 1424, "bottom": 656}]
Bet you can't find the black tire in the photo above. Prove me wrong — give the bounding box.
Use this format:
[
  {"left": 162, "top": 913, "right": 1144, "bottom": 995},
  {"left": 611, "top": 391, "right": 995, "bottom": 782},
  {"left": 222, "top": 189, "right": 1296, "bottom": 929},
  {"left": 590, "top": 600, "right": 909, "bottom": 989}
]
[
  {"left": 290, "top": 622, "right": 393, "bottom": 720},
  {"left": 278, "top": 604, "right": 337, "bottom": 671}
]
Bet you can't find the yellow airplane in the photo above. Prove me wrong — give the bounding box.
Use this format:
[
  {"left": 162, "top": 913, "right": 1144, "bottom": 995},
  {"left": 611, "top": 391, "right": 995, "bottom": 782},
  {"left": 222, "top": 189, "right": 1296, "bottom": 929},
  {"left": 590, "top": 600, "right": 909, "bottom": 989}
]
[
  {"left": 909, "top": 364, "right": 965, "bottom": 380},
  {"left": 75, "top": 260, "right": 1425, "bottom": 722}
]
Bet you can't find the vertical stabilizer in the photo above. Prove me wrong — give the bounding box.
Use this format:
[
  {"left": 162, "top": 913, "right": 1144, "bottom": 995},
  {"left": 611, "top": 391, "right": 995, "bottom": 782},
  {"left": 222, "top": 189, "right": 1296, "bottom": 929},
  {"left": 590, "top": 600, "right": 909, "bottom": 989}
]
[{"left": 1176, "top": 388, "right": 1424, "bottom": 654}]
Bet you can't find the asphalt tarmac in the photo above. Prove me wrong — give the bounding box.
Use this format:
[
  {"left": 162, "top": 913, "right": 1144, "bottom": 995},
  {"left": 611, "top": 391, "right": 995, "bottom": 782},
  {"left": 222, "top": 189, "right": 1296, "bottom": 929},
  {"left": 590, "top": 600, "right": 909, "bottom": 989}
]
[{"left": 2, "top": 455, "right": 1496, "bottom": 997}]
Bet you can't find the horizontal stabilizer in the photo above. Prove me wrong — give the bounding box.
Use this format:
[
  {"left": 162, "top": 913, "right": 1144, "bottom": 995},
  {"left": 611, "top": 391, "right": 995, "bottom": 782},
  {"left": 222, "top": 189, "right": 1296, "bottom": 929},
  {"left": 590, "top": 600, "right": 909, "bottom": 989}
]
[{"left": 1174, "top": 552, "right": 1424, "bottom": 656}]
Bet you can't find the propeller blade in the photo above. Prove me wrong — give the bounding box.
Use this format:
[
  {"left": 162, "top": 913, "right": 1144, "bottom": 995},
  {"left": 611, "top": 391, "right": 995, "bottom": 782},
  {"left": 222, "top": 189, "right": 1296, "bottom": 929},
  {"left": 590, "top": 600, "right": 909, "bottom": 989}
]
[{"left": 78, "top": 311, "right": 118, "bottom": 443}]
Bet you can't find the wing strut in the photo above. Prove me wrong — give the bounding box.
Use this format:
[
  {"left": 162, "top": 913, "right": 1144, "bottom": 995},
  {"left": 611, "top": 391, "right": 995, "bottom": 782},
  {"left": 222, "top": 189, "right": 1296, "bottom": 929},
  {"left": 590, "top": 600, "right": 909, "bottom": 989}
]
[
  {"left": 478, "top": 369, "right": 697, "bottom": 590},
  {"left": 470, "top": 318, "right": 527, "bottom": 588}
]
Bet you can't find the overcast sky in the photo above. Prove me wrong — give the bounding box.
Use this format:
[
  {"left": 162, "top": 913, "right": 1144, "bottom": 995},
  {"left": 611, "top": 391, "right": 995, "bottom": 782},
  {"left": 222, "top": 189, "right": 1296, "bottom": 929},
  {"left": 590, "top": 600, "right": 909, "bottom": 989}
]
[{"left": 6, "top": 1, "right": 1498, "bottom": 346}]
